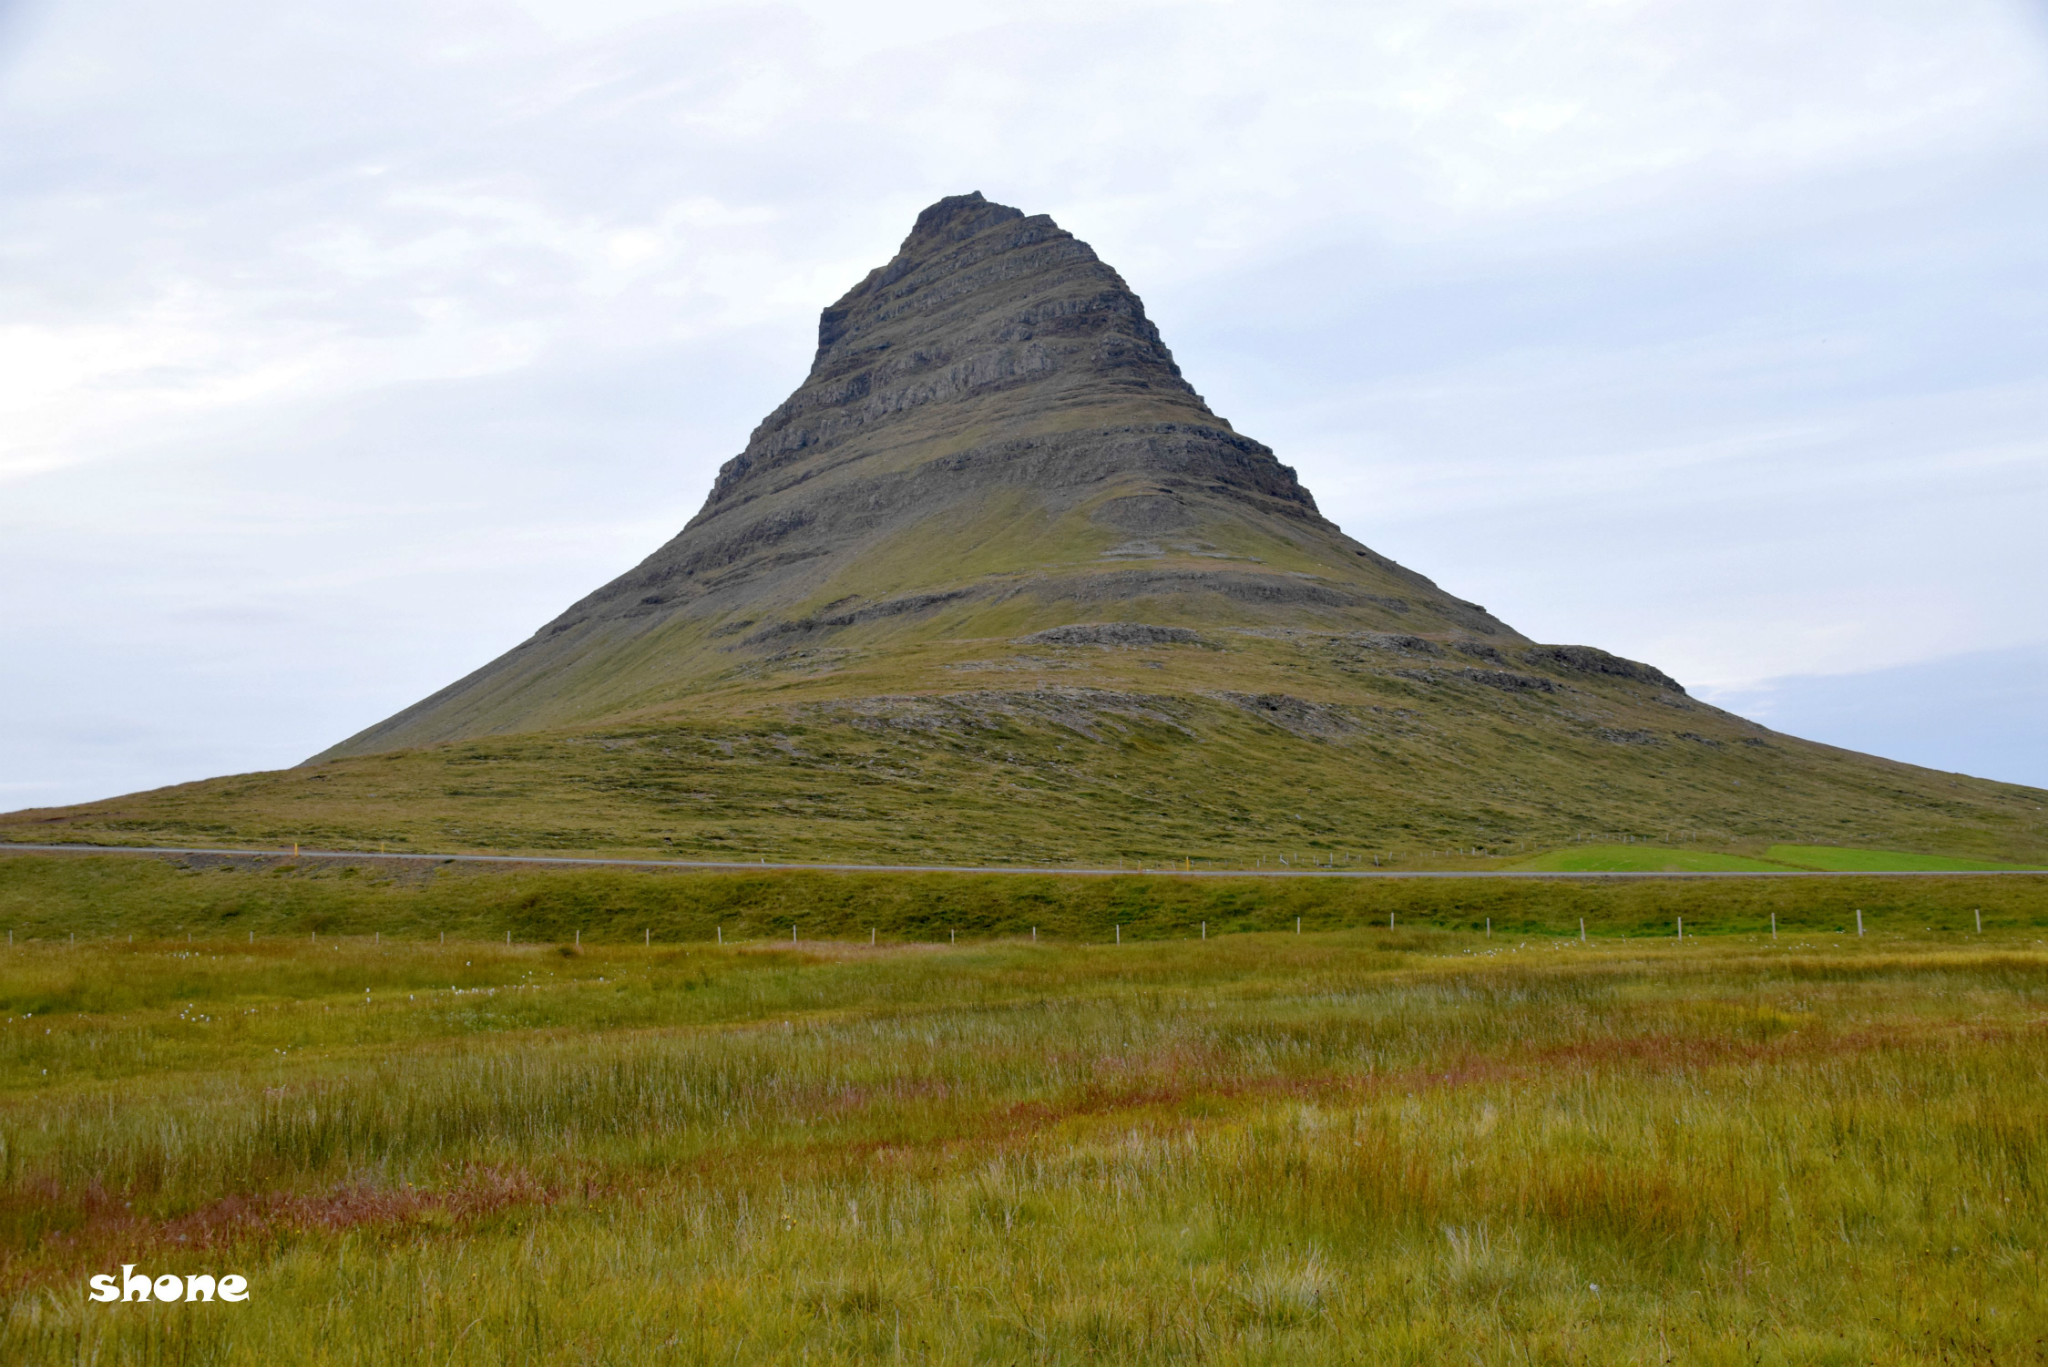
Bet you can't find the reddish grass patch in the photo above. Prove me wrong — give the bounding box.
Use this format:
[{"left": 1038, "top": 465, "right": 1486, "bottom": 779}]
[{"left": 2, "top": 1164, "right": 563, "bottom": 1291}]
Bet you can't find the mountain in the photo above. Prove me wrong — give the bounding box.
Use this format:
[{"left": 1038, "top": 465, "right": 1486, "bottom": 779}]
[
  {"left": 7, "top": 194, "right": 2044, "bottom": 867},
  {"left": 317, "top": 192, "right": 1511, "bottom": 758}
]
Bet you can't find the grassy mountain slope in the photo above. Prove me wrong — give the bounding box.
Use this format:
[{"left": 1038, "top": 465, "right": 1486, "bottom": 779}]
[{"left": 8, "top": 627, "right": 2043, "bottom": 865}]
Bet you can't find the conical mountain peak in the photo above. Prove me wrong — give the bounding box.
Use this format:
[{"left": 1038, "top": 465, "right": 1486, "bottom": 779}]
[{"left": 317, "top": 195, "right": 1515, "bottom": 757}]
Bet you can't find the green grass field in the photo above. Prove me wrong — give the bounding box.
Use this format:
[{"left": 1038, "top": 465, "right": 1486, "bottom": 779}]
[
  {"left": 1764, "top": 844, "right": 2044, "bottom": 872},
  {"left": 2, "top": 855, "right": 2044, "bottom": 1364},
  {"left": 1512, "top": 842, "right": 2048, "bottom": 874},
  {"left": 1509, "top": 844, "right": 1789, "bottom": 873}
]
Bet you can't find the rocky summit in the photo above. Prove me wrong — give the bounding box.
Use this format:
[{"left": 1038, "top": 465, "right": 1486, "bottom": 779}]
[{"left": 10, "top": 194, "right": 2043, "bottom": 867}]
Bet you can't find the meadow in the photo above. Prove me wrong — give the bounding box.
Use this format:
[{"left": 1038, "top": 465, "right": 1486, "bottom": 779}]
[{"left": 1, "top": 859, "right": 2044, "bottom": 1364}]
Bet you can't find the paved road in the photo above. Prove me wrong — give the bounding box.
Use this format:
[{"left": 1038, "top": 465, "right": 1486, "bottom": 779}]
[{"left": 2, "top": 842, "right": 2040, "bottom": 879}]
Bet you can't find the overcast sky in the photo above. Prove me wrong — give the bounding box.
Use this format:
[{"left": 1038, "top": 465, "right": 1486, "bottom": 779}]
[{"left": 4, "top": 0, "right": 2045, "bottom": 809}]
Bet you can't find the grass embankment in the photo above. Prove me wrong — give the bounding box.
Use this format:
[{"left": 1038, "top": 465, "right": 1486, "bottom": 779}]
[
  {"left": 0, "top": 857, "right": 2044, "bottom": 1363},
  {"left": 1766, "top": 844, "right": 2039, "bottom": 872},
  {"left": 1513, "top": 842, "right": 2046, "bottom": 874},
  {"left": 3, "top": 852, "right": 2045, "bottom": 945},
  {"left": 1512, "top": 845, "right": 1791, "bottom": 873}
]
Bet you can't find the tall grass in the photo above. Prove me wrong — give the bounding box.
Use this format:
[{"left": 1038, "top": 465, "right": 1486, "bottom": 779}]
[{"left": 1, "top": 921, "right": 2043, "bottom": 1363}]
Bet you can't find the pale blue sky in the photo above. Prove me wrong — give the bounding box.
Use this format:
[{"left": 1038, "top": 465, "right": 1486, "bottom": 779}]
[{"left": 3, "top": 0, "right": 2044, "bottom": 807}]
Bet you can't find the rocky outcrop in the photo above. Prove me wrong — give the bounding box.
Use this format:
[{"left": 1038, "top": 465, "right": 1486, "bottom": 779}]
[
  {"left": 1019, "top": 623, "right": 1209, "bottom": 648},
  {"left": 1523, "top": 645, "right": 1686, "bottom": 694}
]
